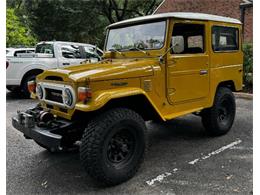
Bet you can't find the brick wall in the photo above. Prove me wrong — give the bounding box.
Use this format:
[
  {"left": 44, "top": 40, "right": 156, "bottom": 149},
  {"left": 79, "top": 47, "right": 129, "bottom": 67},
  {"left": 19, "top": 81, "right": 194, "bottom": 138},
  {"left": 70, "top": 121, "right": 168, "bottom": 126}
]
[
  {"left": 156, "top": 0, "right": 253, "bottom": 42},
  {"left": 243, "top": 6, "right": 253, "bottom": 42}
]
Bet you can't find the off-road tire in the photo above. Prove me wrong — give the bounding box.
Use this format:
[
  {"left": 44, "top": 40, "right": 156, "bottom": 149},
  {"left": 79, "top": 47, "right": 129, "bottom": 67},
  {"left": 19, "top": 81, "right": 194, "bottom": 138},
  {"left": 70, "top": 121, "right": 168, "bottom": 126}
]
[
  {"left": 80, "top": 108, "right": 147, "bottom": 186},
  {"left": 201, "top": 87, "right": 236, "bottom": 136}
]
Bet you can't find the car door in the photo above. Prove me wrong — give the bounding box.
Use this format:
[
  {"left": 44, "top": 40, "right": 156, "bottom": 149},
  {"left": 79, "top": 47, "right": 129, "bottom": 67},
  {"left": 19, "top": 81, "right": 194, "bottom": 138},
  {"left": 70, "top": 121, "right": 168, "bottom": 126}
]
[
  {"left": 167, "top": 21, "right": 209, "bottom": 105},
  {"left": 58, "top": 44, "right": 86, "bottom": 67}
]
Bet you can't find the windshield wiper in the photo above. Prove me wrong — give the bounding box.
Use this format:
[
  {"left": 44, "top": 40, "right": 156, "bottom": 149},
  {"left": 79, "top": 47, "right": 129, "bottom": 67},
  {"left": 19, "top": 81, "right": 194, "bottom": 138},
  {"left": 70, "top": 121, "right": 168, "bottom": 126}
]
[
  {"left": 108, "top": 48, "right": 123, "bottom": 56},
  {"left": 128, "top": 46, "right": 149, "bottom": 55}
]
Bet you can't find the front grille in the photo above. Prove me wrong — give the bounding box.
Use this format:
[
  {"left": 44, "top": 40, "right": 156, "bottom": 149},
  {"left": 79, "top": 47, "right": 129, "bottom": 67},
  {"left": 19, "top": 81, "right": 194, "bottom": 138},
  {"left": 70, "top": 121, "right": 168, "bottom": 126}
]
[
  {"left": 45, "top": 76, "right": 63, "bottom": 81},
  {"left": 45, "top": 88, "right": 63, "bottom": 103}
]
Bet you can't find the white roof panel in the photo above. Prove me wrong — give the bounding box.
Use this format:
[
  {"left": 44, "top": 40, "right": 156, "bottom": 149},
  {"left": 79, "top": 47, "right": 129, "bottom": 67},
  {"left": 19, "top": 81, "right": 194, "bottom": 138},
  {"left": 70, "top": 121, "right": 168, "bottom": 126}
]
[{"left": 108, "top": 12, "right": 241, "bottom": 28}]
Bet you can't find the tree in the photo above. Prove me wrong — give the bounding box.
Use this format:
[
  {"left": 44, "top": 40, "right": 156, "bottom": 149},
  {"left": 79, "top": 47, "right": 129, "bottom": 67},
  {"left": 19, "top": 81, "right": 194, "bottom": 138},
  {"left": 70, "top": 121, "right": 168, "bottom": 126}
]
[
  {"left": 6, "top": 8, "right": 37, "bottom": 47},
  {"left": 23, "top": 0, "right": 108, "bottom": 47},
  {"left": 8, "top": 0, "right": 163, "bottom": 48},
  {"left": 93, "top": 0, "right": 162, "bottom": 23}
]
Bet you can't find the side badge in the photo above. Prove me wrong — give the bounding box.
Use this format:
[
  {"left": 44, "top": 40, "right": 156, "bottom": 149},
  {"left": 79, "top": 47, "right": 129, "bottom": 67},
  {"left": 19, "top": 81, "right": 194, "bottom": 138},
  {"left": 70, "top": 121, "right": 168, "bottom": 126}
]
[{"left": 143, "top": 80, "right": 152, "bottom": 92}]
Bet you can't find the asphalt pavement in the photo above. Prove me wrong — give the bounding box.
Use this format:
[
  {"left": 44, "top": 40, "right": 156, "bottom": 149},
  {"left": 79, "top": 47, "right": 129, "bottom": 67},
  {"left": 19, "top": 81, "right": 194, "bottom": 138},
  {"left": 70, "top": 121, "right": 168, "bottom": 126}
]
[{"left": 6, "top": 91, "right": 253, "bottom": 195}]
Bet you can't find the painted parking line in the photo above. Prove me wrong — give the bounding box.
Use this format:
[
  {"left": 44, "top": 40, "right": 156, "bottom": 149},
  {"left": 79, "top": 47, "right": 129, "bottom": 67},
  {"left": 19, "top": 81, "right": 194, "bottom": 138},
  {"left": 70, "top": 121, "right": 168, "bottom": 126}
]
[
  {"left": 188, "top": 139, "right": 242, "bottom": 165},
  {"left": 146, "top": 168, "right": 178, "bottom": 186},
  {"left": 145, "top": 139, "right": 242, "bottom": 186}
]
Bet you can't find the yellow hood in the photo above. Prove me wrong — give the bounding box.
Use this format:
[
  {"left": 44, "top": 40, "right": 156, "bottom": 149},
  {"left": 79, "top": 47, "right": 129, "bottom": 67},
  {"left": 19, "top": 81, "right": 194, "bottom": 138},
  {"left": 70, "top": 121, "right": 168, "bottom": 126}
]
[{"left": 41, "top": 58, "right": 156, "bottom": 82}]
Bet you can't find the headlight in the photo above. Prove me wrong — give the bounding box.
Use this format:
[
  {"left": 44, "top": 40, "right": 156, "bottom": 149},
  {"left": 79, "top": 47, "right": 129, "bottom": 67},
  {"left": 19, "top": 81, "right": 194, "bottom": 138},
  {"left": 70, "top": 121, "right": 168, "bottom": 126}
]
[
  {"left": 64, "top": 88, "right": 73, "bottom": 106},
  {"left": 36, "top": 84, "right": 43, "bottom": 99}
]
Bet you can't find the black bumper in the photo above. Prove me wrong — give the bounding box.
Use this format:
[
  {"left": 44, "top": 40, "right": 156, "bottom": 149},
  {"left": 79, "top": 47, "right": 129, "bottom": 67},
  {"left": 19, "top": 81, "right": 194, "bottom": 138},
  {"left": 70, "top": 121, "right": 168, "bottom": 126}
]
[{"left": 12, "top": 112, "right": 75, "bottom": 152}]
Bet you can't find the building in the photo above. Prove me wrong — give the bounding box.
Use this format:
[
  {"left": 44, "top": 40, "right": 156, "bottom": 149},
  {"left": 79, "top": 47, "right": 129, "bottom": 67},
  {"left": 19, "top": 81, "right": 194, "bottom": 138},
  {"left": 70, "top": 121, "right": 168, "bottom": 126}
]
[{"left": 155, "top": 0, "right": 253, "bottom": 43}]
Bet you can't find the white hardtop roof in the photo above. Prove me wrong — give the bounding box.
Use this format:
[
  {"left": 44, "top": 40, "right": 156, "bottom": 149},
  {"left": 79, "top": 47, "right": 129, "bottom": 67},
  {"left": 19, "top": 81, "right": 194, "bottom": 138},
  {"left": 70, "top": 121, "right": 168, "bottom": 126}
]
[{"left": 108, "top": 12, "right": 241, "bottom": 28}]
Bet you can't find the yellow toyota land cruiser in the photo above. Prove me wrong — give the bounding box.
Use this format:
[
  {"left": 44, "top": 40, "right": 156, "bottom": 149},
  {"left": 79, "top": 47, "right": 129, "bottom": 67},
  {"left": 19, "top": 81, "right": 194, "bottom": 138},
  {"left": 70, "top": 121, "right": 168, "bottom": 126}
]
[{"left": 12, "top": 12, "right": 243, "bottom": 185}]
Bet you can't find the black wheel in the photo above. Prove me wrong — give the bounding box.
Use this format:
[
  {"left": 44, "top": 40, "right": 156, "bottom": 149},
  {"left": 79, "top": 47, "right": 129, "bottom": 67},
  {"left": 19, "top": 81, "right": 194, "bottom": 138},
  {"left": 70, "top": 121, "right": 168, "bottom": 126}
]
[
  {"left": 201, "top": 87, "right": 236, "bottom": 136},
  {"left": 80, "top": 108, "right": 146, "bottom": 186},
  {"left": 21, "top": 75, "right": 36, "bottom": 98}
]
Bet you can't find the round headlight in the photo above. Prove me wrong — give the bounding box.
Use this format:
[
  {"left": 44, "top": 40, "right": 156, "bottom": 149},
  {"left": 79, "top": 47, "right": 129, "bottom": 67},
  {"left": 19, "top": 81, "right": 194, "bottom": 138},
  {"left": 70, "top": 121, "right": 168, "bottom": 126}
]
[
  {"left": 36, "top": 84, "right": 43, "bottom": 99},
  {"left": 64, "top": 88, "right": 73, "bottom": 106}
]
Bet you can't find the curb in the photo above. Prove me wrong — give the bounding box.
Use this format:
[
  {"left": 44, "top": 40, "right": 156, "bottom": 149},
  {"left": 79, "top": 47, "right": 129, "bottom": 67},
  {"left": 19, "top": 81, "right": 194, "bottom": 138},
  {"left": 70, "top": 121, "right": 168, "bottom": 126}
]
[{"left": 234, "top": 92, "right": 253, "bottom": 100}]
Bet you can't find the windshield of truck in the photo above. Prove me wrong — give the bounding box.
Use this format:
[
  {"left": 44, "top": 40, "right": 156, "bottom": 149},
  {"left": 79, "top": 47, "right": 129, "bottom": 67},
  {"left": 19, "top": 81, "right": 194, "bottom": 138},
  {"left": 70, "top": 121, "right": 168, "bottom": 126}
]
[
  {"left": 106, "top": 21, "right": 166, "bottom": 51},
  {"left": 35, "top": 43, "right": 54, "bottom": 54}
]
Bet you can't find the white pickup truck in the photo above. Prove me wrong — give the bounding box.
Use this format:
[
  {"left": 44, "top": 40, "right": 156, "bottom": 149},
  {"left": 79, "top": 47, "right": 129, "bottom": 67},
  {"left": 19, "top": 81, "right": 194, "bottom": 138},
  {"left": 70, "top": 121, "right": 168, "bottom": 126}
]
[{"left": 6, "top": 41, "right": 103, "bottom": 96}]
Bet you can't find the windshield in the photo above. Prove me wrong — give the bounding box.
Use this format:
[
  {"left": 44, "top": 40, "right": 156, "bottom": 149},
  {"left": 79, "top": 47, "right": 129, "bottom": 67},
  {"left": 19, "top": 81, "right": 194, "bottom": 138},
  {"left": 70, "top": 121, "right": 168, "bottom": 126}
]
[
  {"left": 106, "top": 21, "right": 166, "bottom": 51},
  {"left": 35, "top": 43, "right": 54, "bottom": 54}
]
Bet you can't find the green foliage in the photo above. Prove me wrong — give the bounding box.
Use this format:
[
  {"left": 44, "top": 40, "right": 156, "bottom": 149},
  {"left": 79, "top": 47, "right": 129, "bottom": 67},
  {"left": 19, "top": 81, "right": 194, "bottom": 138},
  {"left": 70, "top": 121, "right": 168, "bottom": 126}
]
[
  {"left": 93, "top": 0, "right": 162, "bottom": 23},
  {"left": 243, "top": 43, "right": 253, "bottom": 88},
  {"left": 6, "top": 8, "right": 37, "bottom": 47},
  {"left": 6, "top": 0, "right": 162, "bottom": 48},
  {"left": 22, "top": 0, "right": 108, "bottom": 48}
]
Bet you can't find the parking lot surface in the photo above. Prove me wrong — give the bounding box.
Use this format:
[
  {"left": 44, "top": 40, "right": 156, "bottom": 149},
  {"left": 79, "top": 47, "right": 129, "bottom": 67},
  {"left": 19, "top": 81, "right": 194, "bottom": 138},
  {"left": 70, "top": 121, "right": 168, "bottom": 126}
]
[{"left": 6, "top": 91, "right": 253, "bottom": 195}]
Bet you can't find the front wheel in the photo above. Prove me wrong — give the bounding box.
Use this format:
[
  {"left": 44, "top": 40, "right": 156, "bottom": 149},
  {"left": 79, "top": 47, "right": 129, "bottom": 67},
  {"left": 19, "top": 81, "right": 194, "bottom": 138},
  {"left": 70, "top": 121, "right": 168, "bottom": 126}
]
[
  {"left": 80, "top": 108, "right": 146, "bottom": 186},
  {"left": 21, "top": 75, "right": 36, "bottom": 98},
  {"left": 201, "top": 87, "right": 236, "bottom": 136}
]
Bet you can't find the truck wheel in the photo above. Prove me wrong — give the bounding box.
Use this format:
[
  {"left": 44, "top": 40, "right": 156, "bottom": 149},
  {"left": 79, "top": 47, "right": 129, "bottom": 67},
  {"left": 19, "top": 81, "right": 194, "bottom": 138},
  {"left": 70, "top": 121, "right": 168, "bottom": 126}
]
[
  {"left": 80, "top": 108, "right": 146, "bottom": 186},
  {"left": 201, "top": 87, "right": 236, "bottom": 136},
  {"left": 21, "top": 75, "right": 36, "bottom": 98}
]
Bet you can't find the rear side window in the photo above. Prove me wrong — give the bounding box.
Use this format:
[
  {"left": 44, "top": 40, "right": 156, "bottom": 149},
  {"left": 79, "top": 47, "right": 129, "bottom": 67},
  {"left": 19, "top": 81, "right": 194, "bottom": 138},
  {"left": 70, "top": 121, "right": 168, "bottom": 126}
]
[
  {"left": 36, "top": 44, "right": 54, "bottom": 54},
  {"left": 212, "top": 26, "right": 239, "bottom": 52}
]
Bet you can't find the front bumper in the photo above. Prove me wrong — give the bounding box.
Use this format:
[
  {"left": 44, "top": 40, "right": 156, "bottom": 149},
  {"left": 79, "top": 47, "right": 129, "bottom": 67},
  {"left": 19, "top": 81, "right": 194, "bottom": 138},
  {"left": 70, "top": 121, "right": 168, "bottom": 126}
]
[{"left": 12, "top": 110, "right": 75, "bottom": 152}]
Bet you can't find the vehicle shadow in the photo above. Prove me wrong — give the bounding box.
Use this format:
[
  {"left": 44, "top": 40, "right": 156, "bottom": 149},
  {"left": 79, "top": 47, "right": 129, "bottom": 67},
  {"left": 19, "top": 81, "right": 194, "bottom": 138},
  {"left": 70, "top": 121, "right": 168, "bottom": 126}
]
[
  {"left": 6, "top": 90, "right": 27, "bottom": 100},
  {"left": 28, "top": 115, "right": 211, "bottom": 193}
]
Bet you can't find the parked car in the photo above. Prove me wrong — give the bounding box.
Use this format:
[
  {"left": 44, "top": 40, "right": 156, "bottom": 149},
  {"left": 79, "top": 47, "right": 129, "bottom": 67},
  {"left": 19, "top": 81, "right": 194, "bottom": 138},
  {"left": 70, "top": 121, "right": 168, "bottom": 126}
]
[
  {"left": 6, "top": 47, "right": 35, "bottom": 57},
  {"left": 6, "top": 41, "right": 103, "bottom": 96},
  {"left": 12, "top": 12, "right": 243, "bottom": 185}
]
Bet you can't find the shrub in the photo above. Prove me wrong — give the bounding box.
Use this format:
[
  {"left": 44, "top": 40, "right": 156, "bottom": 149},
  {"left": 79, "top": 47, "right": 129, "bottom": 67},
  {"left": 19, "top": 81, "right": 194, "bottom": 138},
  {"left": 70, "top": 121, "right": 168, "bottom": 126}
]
[{"left": 243, "top": 43, "right": 253, "bottom": 89}]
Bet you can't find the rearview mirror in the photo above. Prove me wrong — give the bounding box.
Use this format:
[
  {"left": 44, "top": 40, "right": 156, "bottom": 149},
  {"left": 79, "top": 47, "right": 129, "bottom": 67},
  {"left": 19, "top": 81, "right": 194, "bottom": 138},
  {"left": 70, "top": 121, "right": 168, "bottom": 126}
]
[{"left": 171, "top": 36, "right": 184, "bottom": 54}]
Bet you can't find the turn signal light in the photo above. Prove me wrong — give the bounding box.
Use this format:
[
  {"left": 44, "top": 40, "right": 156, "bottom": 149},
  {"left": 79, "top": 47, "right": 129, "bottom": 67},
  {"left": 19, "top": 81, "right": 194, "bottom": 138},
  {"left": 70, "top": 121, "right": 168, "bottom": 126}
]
[
  {"left": 78, "top": 87, "right": 92, "bottom": 102},
  {"left": 27, "top": 80, "right": 36, "bottom": 93}
]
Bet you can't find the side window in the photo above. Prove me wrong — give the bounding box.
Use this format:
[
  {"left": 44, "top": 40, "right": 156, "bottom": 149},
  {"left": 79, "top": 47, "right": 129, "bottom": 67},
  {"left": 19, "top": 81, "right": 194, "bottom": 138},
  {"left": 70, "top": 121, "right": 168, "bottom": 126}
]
[
  {"left": 27, "top": 50, "right": 35, "bottom": 53},
  {"left": 61, "top": 45, "right": 82, "bottom": 59},
  {"left": 84, "top": 46, "right": 97, "bottom": 58},
  {"left": 35, "top": 44, "right": 54, "bottom": 55},
  {"left": 212, "top": 26, "right": 239, "bottom": 51},
  {"left": 171, "top": 23, "right": 205, "bottom": 54}
]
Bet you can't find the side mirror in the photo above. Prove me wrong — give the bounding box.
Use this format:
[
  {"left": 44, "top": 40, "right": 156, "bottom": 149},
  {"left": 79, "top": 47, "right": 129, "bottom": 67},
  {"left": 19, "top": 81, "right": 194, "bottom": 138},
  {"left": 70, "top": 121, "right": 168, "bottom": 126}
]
[{"left": 171, "top": 36, "right": 184, "bottom": 54}]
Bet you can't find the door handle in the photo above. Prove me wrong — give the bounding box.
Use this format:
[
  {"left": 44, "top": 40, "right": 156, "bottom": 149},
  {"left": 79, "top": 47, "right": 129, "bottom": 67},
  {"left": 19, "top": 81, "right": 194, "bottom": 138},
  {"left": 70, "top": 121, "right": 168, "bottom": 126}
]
[
  {"left": 200, "top": 70, "right": 208, "bottom": 75},
  {"left": 62, "top": 63, "right": 70, "bottom": 66}
]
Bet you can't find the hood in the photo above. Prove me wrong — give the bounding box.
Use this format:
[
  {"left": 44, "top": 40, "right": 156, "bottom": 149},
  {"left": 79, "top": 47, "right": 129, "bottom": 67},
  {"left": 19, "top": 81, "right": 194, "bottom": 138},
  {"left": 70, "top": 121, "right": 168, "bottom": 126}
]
[{"left": 43, "top": 58, "right": 157, "bottom": 82}]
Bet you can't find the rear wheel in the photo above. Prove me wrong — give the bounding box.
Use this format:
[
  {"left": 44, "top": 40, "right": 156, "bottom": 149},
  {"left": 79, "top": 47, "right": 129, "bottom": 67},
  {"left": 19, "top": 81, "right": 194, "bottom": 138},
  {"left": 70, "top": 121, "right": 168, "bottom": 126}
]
[
  {"left": 201, "top": 87, "right": 236, "bottom": 136},
  {"left": 80, "top": 108, "right": 146, "bottom": 186}
]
